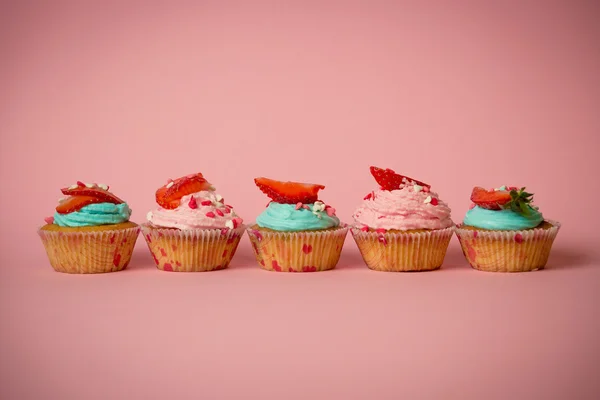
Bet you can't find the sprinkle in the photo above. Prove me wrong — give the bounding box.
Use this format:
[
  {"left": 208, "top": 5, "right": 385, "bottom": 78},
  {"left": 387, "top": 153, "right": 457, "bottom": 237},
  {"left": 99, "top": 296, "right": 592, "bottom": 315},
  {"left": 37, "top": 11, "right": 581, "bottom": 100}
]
[
  {"left": 68, "top": 184, "right": 78, "bottom": 190},
  {"left": 215, "top": 194, "right": 223, "bottom": 202},
  {"left": 85, "top": 183, "right": 95, "bottom": 188},
  {"left": 469, "top": 203, "right": 476, "bottom": 209},
  {"left": 233, "top": 217, "right": 243, "bottom": 227},
  {"left": 44, "top": 216, "right": 54, "bottom": 224},
  {"left": 215, "top": 209, "right": 224, "bottom": 217},
  {"left": 424, "top": 196, "right": 432, "bottom": 204},
  {"left": 430, "top": 198, "right": 439, "bottom": 206},
  {"left": 422, "top": 186, "right": 430, "bottom": 193},
  {"left": 313, "top": 201, "right": 325, "bottom": 212},
  {"left": 225, "top": 220, "right": 234, "bottom": 229},
  {"left": 413, "top": 184, "right": 423, "bottom": 192},
  {"left": 188, "top": 196, "right": 198, "bottom": 209},
  {"left": 360, "top": 226, "right": 369, "bottom": 232},
  {"left": 378, "top": 236, "right": 388, "bottom": 245},
  {"left": 302, "top": 204, "right": 310, "bottom": 210},
  {"left": 166, "top": 181, "right": 174, "bottom": 189},
  {"left": 98, "top": 183, "right": 108, "bottom": 190},
  {"left": 225, "top": 204, "right": 233, "bottom": 209},
  {"left": 201, "top": 200, "right": 212, "bottom": 206},
  {"left": 76, "top": 181, "right": 85, "bottom": 187},
  {"left": 376, "top": 228, "right": 386, "bottom": 234},
  {"left": 325, "top": 206, "right": 336, "bottom": 217},
  {"left": 146, "top": 211, "right": 153, "bottom": 220},
  {"left": 295, "top": 202, "right": 302, "bottom": 210},
  {"left": 364, "top": 192, "right": 373, "bottom": 200},
  {"left": 206, "top": 212, "right": 216, "bottom": 218},
  {"left": 222, "top": 207, "right": 231, "bottom": 214}
]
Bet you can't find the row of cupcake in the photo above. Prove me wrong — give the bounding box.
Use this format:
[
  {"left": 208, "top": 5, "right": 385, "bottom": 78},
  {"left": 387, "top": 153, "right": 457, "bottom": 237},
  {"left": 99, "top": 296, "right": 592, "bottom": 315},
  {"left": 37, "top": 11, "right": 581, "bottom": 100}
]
[{"left": 38, "top": 167, "right": 560, "bottom": 274}]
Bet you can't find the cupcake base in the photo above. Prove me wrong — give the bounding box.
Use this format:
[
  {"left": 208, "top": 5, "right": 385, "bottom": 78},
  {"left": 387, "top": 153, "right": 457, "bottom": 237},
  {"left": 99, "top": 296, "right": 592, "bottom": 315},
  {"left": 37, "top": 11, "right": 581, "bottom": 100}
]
[
  {"left": 38, "top": 222, "right": 140, "bottom": 274},
  {"left": 455, "top": 220, "right": 560, "bottom": 272},
  {"left": 247, "top": 225, "right": 349, "bottom": 272},
  {"left": 141, "top": 224, "right": 245, "bottom": 272},
  {"left": 351, "top": 226, "right": 455, "bottom": 272}
]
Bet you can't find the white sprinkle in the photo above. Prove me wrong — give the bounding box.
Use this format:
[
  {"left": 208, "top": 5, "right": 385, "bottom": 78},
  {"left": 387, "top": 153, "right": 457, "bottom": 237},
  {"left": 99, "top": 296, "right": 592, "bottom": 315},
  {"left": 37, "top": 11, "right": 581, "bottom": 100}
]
[
  {"left": 413, "top": 184, "right": 423, "bottom": 193},
  {"left": 146, "top": 211, "right": 153, "bottom": 221},
  {"left": 424, "top": 195, "right": 432, "bottom": 204},
  {"left": 313, "top": 201, "right": 325, "bottom": 212},
  {"left": 225, "top": 220, "right": 234, "bottom": 229},
  {"left": 68, "top": 184, "right": 78, "bottom": 190},
  {"left": 166, "top": 181, "right": 174, "bottom": 189},
  {"left": 216, "top": 194, "right": 223, "bottom": 202},
  {"left": 98, "top": 183, "right": 108, "bottom": 190}
]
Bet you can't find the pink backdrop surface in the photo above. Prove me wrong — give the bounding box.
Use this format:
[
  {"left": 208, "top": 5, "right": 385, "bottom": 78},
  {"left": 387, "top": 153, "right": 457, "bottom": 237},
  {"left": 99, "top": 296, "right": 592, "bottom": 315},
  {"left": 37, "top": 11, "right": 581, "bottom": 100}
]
[{"left": 1, "top": 1, "right": 599, "bottom": 399}]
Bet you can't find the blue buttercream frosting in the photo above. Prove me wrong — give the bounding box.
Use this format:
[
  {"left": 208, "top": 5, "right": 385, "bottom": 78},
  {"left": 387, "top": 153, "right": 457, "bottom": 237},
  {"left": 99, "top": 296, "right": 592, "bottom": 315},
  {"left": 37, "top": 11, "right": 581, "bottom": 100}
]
[
  {"left": 463, "top": 206, "right": 543, "bottom": 230},
  {"left": 256, "top": 202, "right": 340, "bottom": 231},
  {"left": 54, "top": 203, "right": 132, "bottom": 227}
]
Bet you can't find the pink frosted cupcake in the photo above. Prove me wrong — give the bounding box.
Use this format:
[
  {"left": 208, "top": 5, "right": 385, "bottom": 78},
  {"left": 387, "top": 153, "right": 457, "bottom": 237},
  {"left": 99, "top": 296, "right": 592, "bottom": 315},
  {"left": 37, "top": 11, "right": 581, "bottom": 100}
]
[
  {"left": 351, "top": 167, "right": 455, "bottom": 272},
  {"left": 141, "top": 173, "right": 245, "bottom": 272}
]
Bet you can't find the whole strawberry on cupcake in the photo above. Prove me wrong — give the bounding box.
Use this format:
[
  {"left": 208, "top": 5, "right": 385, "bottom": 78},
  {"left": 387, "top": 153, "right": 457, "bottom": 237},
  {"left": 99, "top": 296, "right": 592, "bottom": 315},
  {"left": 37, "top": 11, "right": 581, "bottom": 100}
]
[
  {"left": 38, "top": 182, "right": 140, "bottom": 274},
  {"left": 247, "top": 178, "right": 349, "bottom": 272},
  {"left": 142, "top": 173, "right": 245, "bottom": 272},
  {"left": 456, "top": 186, "right": 560, "bottom": 272},
  {"left": 351, "top": 167, "right": 455, "bottom": 272}
]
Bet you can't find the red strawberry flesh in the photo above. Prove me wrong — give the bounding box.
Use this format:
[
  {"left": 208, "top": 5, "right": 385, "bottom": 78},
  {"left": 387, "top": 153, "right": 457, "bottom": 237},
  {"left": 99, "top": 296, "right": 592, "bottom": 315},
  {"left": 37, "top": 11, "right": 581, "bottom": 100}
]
[
  {"left": 254, "top": 177, "right": 325, "bottom": 204},
  {"left": 56, "top": 196, "right": 106, "bottom": 214},
  {"left": 156, "top": 173, "right": 212, "bottom": 209},
  {"left": 61, "top": 187, "right": 124, "bottom": 204},
  {"left": 470, "top": 187, "right": 511, "bottom": 210},
  {"left": 370, "top": 166, "right": 430, "bottom": 191}
]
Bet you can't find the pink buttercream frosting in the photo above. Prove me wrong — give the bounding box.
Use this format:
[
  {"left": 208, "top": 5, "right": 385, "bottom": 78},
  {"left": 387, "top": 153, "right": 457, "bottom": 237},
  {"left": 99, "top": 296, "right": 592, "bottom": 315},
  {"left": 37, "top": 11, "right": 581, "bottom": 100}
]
[
  {"left": 353, "top": 186, "right": 453, "bottom": 230},
  {"left": 147, "top": 191, "right": 243, "bottom": 230}
]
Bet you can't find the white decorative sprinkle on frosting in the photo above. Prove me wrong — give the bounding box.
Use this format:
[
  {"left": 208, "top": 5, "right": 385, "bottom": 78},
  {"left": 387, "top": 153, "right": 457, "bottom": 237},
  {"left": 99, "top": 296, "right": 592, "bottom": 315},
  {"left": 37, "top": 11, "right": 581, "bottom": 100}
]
[
  {"left": 166, "top": 181, "right": 174, "bottom": 189},
  {"left": 413, "top": 184, "right": 423, "bottom": 193},
  {"left": 85, "top": 183, "right": 95, "bottom": 188},
  {"left": 216, "top": 194, "right": 223, "bottom": 202},
  {"left": 424, "top": 195, "right": 432, "bottom": 204},
  {"left": 225, "top": 220, "right": 234, "bottom": 229},
  {"left": 68, "top": 184, "right": 78, "bottom": 190},
  {"left": 98, "top": 183, "right": 108, "bottom": 190}
]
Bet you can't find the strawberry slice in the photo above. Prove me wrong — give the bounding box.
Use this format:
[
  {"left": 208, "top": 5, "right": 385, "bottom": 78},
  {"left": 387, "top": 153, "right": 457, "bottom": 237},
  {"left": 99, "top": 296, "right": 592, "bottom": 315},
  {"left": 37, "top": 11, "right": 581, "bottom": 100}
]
[
  {"left": 470, "top": 187, "right": 511, "bottom": 210},
  {"left": 254, "top": 177, "right": 325, "bottom": 204},
  {"left": 56, "top": 196, "right": 106, "bottom": 214},
  {"left": 156, "top": 173, "right": 213, "bottom": 209},
  {"left": 61, "top": 186, "right": 124, "bottom": 204},
  {"left": 370, "top": 166, "right": 430, "bottom": 191}
]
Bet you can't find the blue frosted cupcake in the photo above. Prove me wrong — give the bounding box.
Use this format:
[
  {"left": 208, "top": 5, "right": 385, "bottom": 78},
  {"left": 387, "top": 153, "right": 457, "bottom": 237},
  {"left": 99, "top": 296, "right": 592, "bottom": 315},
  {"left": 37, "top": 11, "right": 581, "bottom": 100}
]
[{"left": 247, "top": 177, "right": 349, "bottom": 272}]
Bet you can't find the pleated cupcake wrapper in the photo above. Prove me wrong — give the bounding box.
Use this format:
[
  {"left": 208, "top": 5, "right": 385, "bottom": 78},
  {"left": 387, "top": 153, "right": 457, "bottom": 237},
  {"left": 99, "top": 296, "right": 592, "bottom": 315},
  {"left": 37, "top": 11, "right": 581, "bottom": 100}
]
[
  {"left": 37, "top": 225, "right": 140, "bottom": 274},
  {"left": 351, "top": 226, "right": 455, "bottom": 272},
  {"left": 246, "top": 226, "right": 349, "bottom": 272},
  {"left": 141, "top": 224, "right": 245, "bottom": 272},
  {"left": 455, "top": 220, "right": 561, "bottom": 272}
]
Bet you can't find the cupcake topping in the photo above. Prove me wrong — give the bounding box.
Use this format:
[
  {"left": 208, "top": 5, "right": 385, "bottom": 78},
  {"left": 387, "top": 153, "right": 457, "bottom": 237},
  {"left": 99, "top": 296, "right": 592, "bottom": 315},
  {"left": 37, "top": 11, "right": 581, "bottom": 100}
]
[
  {"left": 156, "top": 173, "right": 212, "bottom": 209},
  {"left": 56, "top": 183, "right": 125, "bottom": 214},
  {"left": 254, "top": 177, "right": 325, "bottom": 204},
  {"left": 470, "top": 186, "right": 535, "bottom": 215},
  {"left": 370, "top": 166, "right": 431, "bottom": 191}
]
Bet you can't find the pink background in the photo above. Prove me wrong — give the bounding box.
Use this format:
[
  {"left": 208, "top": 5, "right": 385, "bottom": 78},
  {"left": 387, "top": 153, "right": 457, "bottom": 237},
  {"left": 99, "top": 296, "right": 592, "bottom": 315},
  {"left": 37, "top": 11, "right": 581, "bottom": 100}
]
[{"left": 1, "top": 1, "right": 599, "bottom": 398}]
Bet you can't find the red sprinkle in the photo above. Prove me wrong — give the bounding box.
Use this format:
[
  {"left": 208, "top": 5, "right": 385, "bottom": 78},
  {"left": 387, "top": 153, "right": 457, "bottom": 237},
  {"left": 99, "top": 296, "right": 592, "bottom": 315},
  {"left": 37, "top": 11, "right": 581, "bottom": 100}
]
[
  {"left": 200, "top": 200, "right": 212, "bottom": 206},
  {"left": 215, "top": 209, "right": 224, "bottom": 217},
  {"left": 188, "top": 196, "right": 198, "bottom": 209},
  {"left": 206, "top": 212, "right": 216, "bottom": 218},
  {"left": 430, "top": 198, "right": 439, "bottom": 206},
  {"left": 222, "top": 207, "right": 231, "bottom": 214},
  {"left": 44, "top": 216, "right": 54, "bottom": 224},
  {"left": 76, "top": 181, "right": 85, "bottom": 187},
  {"left": 360, "top": 226, "right": 369, "bottom": 232},
  {"left": 376, "top": 228, "right": 386, "bottom": 234},
  {"left": 295, "top": 202, "right": 302, "bottom": 210},
  {"left": 422, "top": 186, "right": 430, "bottom": 193},
  {"left": 364, "top": 192, "right": 373, "bottom": 200}
]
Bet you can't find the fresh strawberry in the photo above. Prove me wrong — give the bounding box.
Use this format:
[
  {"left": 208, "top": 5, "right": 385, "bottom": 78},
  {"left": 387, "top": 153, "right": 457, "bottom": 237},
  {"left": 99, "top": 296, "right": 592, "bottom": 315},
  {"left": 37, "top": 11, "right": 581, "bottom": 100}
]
[
  {"left": 56, "top": 196, "right": 106, "bottom": 214},
  {"left": 470, "top": 187, "right": 511, "bottom": 210},
  {"left": 254, "top": 177, "right": 325, "bottom": 204},
  {"left": 61, "top": 186, "right": 124, "bottom": 204},
  {"left": 370, "top": 166, "right": 430, "bottom": 191},
  {"left": 156, "top": 173, "right": 212, "bottom": 209}
]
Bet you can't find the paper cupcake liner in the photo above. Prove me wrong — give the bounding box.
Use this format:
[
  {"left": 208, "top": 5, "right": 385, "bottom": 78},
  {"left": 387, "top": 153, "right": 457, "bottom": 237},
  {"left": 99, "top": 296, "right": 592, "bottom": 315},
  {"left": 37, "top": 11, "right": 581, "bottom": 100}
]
[
  {"left": 246, "top": 225, "right": 349, "bottom": 272},
  {"left": 37, "top": 225, "right": 140, "bottom": 274},
  {"left": 351, "top": 226, "right": 455, "bottom": 272},
  {"left": 455, "top": 220, "right": 561, "bottom": 272},
  {"left": 141, "top": 224, "right": 245, "bottom": 272}
]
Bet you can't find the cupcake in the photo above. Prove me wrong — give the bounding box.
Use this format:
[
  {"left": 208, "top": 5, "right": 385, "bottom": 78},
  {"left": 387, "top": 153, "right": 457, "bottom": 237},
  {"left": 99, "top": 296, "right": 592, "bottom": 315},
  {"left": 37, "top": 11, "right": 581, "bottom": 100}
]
[
  {"left": 456, "top": 186, "right": 560, "bottom": 272},
  {"left": 38, "top": 182, "right": 140, "bottom": 274},
  {"left": 351, "top": 167, "right": 455, "bottom": 272},
  {"left": 141, "top": 173, "right": 245, "bottom": 272},
  {"left": 247, "top": 177, "right": 349, "bottom": 272}
]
